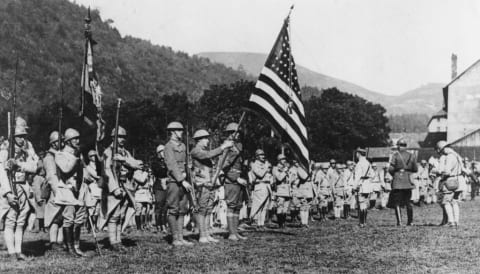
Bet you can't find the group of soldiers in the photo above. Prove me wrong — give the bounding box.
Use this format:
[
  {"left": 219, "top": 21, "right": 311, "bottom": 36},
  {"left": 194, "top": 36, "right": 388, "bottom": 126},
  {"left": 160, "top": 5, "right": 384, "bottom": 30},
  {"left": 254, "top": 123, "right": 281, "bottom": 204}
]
[{"left": 0, "top": 116, "right": 478, "bottom": 261}]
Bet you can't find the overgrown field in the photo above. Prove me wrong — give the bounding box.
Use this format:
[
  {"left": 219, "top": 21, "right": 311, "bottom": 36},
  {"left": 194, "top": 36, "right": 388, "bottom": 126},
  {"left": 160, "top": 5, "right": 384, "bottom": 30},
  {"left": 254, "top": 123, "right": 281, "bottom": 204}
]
[{"left": 1, "top": 200, "right": 480, "bottom": 273}]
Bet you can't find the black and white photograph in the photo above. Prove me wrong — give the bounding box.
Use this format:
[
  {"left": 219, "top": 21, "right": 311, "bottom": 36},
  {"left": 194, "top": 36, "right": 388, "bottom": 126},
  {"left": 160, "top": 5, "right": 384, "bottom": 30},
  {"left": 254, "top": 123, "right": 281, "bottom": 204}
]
[{"left": 1, "top": 0, "right": 480, "bottom": 273}]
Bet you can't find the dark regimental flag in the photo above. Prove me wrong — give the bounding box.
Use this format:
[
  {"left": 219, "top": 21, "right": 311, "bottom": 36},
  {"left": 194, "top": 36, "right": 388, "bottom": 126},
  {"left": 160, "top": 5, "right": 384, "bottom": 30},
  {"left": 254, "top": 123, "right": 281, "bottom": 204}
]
[
  {"left": 246, "top": 15, "right": 309, "bottom": 169},
  {"left": 80, "top": 8, "right": 105, "bottom": 142}
]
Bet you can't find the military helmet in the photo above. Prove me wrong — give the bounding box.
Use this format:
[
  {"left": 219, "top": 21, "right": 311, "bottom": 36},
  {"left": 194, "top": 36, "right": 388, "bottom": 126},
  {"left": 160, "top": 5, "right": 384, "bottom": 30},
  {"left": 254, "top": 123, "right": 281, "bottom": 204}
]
[
  {"left": 14, "top": 126, "right": 27, "bottom": 136},
  {"left": 329, "top": 159, "right": 336, "bottom": 164},
  {"left": 421, "top": 159, "right": 427, "bottom": 164},
  {"left": 321, "top": 163, "right": 330, "bottom": 169},
  {"left": 156, "top": 144, "right": 165, "bottom": 153},
  {"left": 397, "top": 139, "right": 407, "bottom": 147},
  {"left": 111, "top": 126, "right": 127, "bottom": 137},
  {"left": 436, "top": 140, "right": 448, "bottom": 152},
  {"left": 49, "top": 131, "right": 60, "bottom": 144},
  {"left": 346, "top": 160, "right": 355, "bottom": 166},
  {"left": 88, "top": 150, "right": 96, "bottom": 157},
  {"left": 15, "top": 117, "right": 29, "bottom": 129},
  {"left": 64, "top": 128, "right": 80, "bottom": 142},
  {"left": 166, "top": 121, "right": 184, "bottom": 131},
  {"left": 277, "top": 154, "right": 286, "bottom": 161},
  {"left": 193, "top": 129, "right": 210, "bottom": 139},
  {"left": 313, "top": 162, "right": 322, "bottom": 169},
  {"left": 255, "top": 149, "right": 265, "bottom": 157},
  {"left": 224, "top": 122, "right": 239, "bottom": 132}
]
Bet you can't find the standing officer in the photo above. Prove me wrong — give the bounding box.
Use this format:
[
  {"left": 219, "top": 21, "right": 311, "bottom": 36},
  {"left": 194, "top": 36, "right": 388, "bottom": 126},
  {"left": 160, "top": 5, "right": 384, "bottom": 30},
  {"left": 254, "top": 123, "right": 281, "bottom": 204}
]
[
  {"left": 84, "top": 150, "right": 101, "bottom": 233},
  {"left": 315, "top": 163, "right": 331, "bottom": 221},
  {"left": 151, "top": 144, "right": 168, "bottom": 233},
  {"left": 191, "top": 129, "right": 233, "bottom": 243},
  {"left": 332, "top": 164, "right": 346, "bottom": 220},
  {"left": 164, "top": 122, "right": 194, "bottom": 246},
  {"left": 0, "top": 117, "right": 38, "bottom": 260},
  {"left": 416, "top": 160, "right": 432, "bottom": 204},
  {"left": 250, "top": 149, "right": 273, "bottom": 230},
  {"left": 387, "top": 139, "right": 417, "bottom": 226},
  {"left": 100, "top": 126, "right": 143, "bottom": 251},
  {"left": 354, "top": 148, "right": 374, "bottom": 228},
  {"left": 343, "top": 161, "right": 356, "bottom": 219},
  {"left": 326, "top": 159, "right": 337, "bottom": 213},
  {"left": 219, "top": 122, "right": 248, "bottom": 241},
  {"left": 272, "top": 154, "right": 290, "bottom": 228}
]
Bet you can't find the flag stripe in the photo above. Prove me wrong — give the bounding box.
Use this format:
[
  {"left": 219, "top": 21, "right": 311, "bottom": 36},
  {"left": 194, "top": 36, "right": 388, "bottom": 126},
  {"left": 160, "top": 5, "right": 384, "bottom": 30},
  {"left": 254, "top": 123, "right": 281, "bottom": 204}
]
[
  {"left": 246, "top": 99, "right": 309, "bottom": 166},
  {"left": 253, "top": 84, "right": 308, "bottom": 140},
  {"left": 260, "top": 67, "right": 304, "bottom": 115}
]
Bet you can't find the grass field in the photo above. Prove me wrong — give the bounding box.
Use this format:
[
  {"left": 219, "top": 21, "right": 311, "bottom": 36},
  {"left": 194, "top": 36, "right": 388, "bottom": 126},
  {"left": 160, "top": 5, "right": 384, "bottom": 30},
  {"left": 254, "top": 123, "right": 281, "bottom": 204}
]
[{"left": 1, "top": 200, "right": 480, "bottom": 273}]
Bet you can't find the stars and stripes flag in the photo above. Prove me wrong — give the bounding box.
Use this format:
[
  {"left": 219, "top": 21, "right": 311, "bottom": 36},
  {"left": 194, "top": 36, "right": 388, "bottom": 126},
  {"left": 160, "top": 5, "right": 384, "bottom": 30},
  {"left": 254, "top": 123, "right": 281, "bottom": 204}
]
[
  {"left": 246, "top": 15, "right": 309, "bottom": 169},
  {"left": 80, "top": 8, "right": 105, "bottom": 142}
]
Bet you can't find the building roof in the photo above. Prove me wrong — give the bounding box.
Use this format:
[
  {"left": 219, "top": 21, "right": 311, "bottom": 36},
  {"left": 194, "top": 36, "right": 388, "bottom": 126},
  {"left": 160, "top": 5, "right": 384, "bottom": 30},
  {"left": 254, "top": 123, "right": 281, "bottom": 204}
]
[
  {"left": 420, "top": 132, "right": 447, "bottom": 148},
  {"left": 427, "top": 109, "right": 447, "bottom": 127},
  {"left": 449, "top": 128, "right": 480, "bottom": 146},
  {"left": 443, "top": 58, "right": 480, "bottom": 112}
]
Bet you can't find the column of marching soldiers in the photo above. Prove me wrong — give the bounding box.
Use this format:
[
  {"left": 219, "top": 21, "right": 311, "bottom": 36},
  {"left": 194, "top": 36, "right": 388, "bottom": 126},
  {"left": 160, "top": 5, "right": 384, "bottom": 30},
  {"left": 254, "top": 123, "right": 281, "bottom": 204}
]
[{"left": 0, "top": 117, "right": 478, "bottom": 260}]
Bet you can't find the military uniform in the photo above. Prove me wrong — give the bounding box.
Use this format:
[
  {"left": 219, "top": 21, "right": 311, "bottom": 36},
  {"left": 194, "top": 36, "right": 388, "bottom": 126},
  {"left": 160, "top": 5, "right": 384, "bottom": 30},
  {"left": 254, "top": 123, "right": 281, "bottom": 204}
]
[
  {"left": 250, "top": 154, "right": 272, "bottom": 229},
  {"left": 273, "top": 160, "right": 290, "bottom": 228},
  {"left": 354, "top": 150, "right": 374, "bottom": 227},
  {"left": 292, "top": 166, "right": 311, "bottom": 227},
  {"left": 134, "top": 169, "right": 151, "bottom": 230},
  {"left": 314, "top": 164, "right": 331, "bottom": 221},
  {"left": 331, "top": 165, "right": 346, "bottom": 219},
  {"left": 151, "top": 151, "right": 168, "bottom": 232},
  {"left": 343, "top": 162, "right": 356, "bottom": 218},
  {"left": 83, "top": 155, "right": 102, "bottom": 232}
]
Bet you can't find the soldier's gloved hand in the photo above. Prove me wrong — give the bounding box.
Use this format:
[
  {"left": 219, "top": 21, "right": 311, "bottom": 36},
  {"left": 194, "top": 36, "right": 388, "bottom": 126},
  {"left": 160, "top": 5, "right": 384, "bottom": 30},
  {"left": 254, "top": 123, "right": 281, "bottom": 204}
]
[
  {"left": 113, "top": 154, "right": 126, "bottom": 162},
  {"left": 182, "top": 181, "right": 193, "bottom": 192},
  {"left": 113, "top": 188, "right": 125, "bottom": 198},
  {"left": 221, "top": 140, "right": 234, "bottom": 150},
  {"left": 6, "top": 193, "right": 18, "bottom": 207},
  {"left": 4, "top": 159, "right": 17, "bottom": 170}
]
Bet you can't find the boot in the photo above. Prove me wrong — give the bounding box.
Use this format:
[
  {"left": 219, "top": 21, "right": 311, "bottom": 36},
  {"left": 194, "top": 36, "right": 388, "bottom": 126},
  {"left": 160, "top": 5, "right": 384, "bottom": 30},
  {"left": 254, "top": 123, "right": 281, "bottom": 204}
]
[
  {"left": 369, "top": 200, "right": 376, "bottom": 210},
  {"left": 277, "top": 213, "right": 284, "bottom": 228},
  {"left": 168, "top": 215, "right": 182, "bottom": 246},
  {"left": 135, "top": 216, "right": 142, "bottom": 231},
  {"left": 406, "top": 206, "right": 413, "bottom": 226},
  {"left": 364, "top": 209, "right": 368, "bottom": 225},
  {"left": 178, "top": 215, "right": 193, "bottom": 246},
  {"left": 63, "top": 227, "right": 73, "bottom": 254},
  {"left": 234, "top": 214, "right": 247, "bottom": 240},
  {"left": 197, "top": 214, "right": 209, "bottom": 243},
  {"left": 206, "top": 215, "right": 219, "bottom": 243},
  {"left": 227, "top": 216, "right": 239, "bottom": 241},
  {"left": 73, "top": 226, "right": 86, "bottom": 257},
  {"left": 358, "top": 210, "right": 364, "bottom": 227},
  {"left": 395, "top": 206, "right": 402, "bottom": 226}
]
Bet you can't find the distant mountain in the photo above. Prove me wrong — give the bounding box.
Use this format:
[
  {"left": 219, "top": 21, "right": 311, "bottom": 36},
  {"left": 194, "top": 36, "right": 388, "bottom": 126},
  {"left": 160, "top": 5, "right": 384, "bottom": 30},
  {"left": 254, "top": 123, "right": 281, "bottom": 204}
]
[{"left": 197, "top": 52, "right": 446, "bottom": 115}]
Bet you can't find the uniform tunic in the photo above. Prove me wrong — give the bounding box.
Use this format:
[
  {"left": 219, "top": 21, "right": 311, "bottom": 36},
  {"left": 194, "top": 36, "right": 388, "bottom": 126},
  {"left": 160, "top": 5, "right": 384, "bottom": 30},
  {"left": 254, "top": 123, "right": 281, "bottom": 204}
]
[
  {"left": 250, "top": 160, "right": 272, "bottom": 222},
  {"left": 315, "top": 169, "right": 331, "bottom": 208},
  {"left": 354, "top": 157, "right": 374, "bottom": 209},
  {"left": 273, "top": 164, "right": 290, "bottom": 214},
  {"left": 387, "top": 150, "right": 417, "bottom": 208},
  {"left": 438, "top": 151, "right": 465, "bottom": 204},
  {"left": 221, "top": 142, "right": 244, "bottom": 211},
  {"left": 164, "top": 139, "right": 189, "bottom": 216}
]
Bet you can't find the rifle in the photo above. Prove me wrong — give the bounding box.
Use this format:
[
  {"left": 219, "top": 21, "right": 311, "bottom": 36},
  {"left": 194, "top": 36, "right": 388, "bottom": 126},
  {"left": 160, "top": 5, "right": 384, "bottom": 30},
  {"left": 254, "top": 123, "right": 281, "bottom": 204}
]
[
  {"left": 7, "top": 56, "right": 19, "bottom": 206},
  {"left": 111, "top": 98, "right": 135, "bottom": 205},
  {"left": 185, "top": 123, "right": 199, "bottom": 212},
  {"left": 211, "top": 112, "right": 246, "bottom": 186}
]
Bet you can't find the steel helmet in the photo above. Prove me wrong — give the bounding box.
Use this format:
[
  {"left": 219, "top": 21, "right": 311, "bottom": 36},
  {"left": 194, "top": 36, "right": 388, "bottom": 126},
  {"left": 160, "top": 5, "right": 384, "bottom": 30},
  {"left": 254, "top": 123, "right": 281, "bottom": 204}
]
[
  {"left": 255, "top": 149, "right": 265, "bottom": 157},
  {"left": 277, "top": 154, "right": 286, "bottom": 161},
  {"left": 88, "top": 150, "right": 96, "bottom": 157},
  {"left": 64, "top": 128, "right": 80, "bottom": 142},
  {"left": 156, "top": 144, "right": 165, "bottom": 153},
  {"left": 111, "top": 126, "right": 127, "bottom": 137},
  {"left": 224, "top": 122, "right": 239, "bottom": 132},
  {"left": 436, "top": 140, "right": 448, "bottom": 152},
  {"left": 167, "top": 121, "right": 184, "bottom": 131},
  {"left": 49, "top": 131, "right": 59, "bottom": 144},
  {"left": 15, "top": 116, "right": 29, "bottom": 129},
  {"left": 193, "top": 129, "right": 210, "bottom": 140},
  {"left": 329, "top": 159, "right": 336, "bottom": 164},
  {"left": 14, "top": 126, "right": 27, "bottom": 136},
  {"left": 397, "top": 138, "right": 407, "bottom": 147}
]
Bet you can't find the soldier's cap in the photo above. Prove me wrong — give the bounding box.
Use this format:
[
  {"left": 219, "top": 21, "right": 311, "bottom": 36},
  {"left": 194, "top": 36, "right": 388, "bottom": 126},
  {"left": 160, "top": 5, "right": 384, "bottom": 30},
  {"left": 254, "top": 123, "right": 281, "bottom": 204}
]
[
  {"left": 436, "top": 140, "right": 449, "bottom": 152},
  {"left": 88, "top": 150, "right": 96, "bottom": 157},
  {"left": 372, "top": 163, "right": 377, "bottom": 167},
  {"left": 329, "top": 159, "right": 336, "bottom": 164},
  {"left": 255, "top": 149, "right": 265, "bottom": 157},
  {"left": 346, "top": 160, "right": 355, "bottom": 166},
  {"left": 277, "top": 154, "right": 286, "bottom": 161},
  {"left": 224, "top": 122, "right": 239, "bottom": 132},
  {"left": 337, "top": 164, "right": 346, "bottom": 169},
  {"left": 15, "top": 116, "right": 29, "bottom": 129},
  {"left": 356, "top": 147, "right": 367, "bottom": 155},
  {"left": 321, "top": 163, "right": 330, "bottom": 169},
  {"left": 193, "top": 129, "right": 210, "bottom": 140},
  {"left": 49, "top": 131, "right": 60, "bottom": 144},
  {"left": 111, "top": 126, "right": 127, "bottom": 137},
  {"left": 397, "top": 139, "right": 407, "bottom": 147},
  {"left": 166, "top": 121, "right": 184, "bottom": 131},
  {"left": 421, "top": 159, "right": 427, "bottom": 164},
  {"left": 14, "top": 126, "right": 28, "bottom": 136},
  {"left": 313, "top": 162, "right": 322, "bottom": 168},
  {"left": 64, "top": 128, "right": 80, "bottom": 142},
  {"left": 156, "top": 144, "right": 165, "bottom": 153}
]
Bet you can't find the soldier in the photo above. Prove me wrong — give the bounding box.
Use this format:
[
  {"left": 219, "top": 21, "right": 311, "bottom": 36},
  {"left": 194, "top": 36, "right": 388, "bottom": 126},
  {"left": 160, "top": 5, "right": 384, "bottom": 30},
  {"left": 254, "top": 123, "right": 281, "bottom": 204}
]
[
  {"left": 99, "top": 126, "right": 143, "bottom": 251},
  {"left": 219, "top": 122, "right": 248, "bottom": 241},
  {"left": 133, "top": 167, "right": 151, "bottom": 231},
  {"left": 436, "top": 141, "right": 467, "bottom": 227},
  {"left": 343, "top": 161, "right": 356, "bottom": 219},
  {"left": 293, "top": 164, "right": 312, "bottom": 227},
  {"left": 84, "top": 150, "right": 101, "bottom": 233},
  {"left": 272, "top": 154, "right": 290, "bottom": 228},
  {"left": 44, "top": 131, "right": 64, "bottom": 251},
  {"left": 332, "top": 163, "right": 346, "bottom": 220},
  {"left": 326, "top": 159, "right": 337, "bottom": 212},
  {"left": 163, "top": 121, "right": 194, "bottom": 246},
  {"left": 416, "top": 160, "right": 432, "bottom": 204},
  {"left": 314, "top": 163, "right": 331, "bottom": 221},
  {"left": 0, "top": 118, "right": 38, "bottom": 260},
  {"left": 387, "top": 139, "right": 417, "bottom": 226},
  {"left": 151, "top": 144, "right": 168, "bottom": 233},
  {"left": 191, "top": 129, "right": 233, "bottom": 243},
  {"left": 30, "top": 159, "right": 46, "bottom": 233},
  {"left": 354, "top": 148, "right": 374, "bottom": 228},
  {"left": 370, "top": 163, "right": 384, "bottom": 209},
  {"left": 250, "top": 149, "right": 273, "bottom": 230}
]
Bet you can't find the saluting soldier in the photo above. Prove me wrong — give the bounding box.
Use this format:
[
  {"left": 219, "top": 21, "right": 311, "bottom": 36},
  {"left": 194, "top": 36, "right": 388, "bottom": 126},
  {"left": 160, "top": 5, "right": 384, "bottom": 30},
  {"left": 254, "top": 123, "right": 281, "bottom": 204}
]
[
  {"left": 164, "top": 122, "right": 194, "bottom": 246},
  {"left": 191, "top": 129, "right": 233, "bottom": 243},
  {"left": 0, "top": 117, "right": 38, "bottom": 260},
  {"left": 272, "top": 154, "right": 290, "bottom": 228},
  {"left": 44, "top": 131, "right": 65, "bottom": 251},
  {"left": 387, "top": 139, "right": 417, "bottom": 226},
  {"left": 354, "top": 148, "right": 374, "bottom": 228},
  {"left": 219, "top": 122, "right": 248, "bottom": 241},
  {"left": 99, "top": 126, "right": 143, "bottom": 251}
]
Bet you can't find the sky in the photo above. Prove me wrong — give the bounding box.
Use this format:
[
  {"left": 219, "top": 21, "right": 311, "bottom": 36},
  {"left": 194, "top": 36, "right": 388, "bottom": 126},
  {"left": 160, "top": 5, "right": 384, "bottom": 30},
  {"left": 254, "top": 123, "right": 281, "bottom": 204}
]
[{"left": 70, "top": 0, "right": 480, "bottom": 95}]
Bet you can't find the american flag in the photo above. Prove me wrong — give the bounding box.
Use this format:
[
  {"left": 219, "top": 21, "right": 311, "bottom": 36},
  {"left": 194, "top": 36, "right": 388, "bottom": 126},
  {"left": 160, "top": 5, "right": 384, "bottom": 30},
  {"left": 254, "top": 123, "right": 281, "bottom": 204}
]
[
  {"left": 80, "top": 8, "right": 105, "bottom": 142},
  {"left": 246, "top": 16, "right": 309, "bottom": 169}
]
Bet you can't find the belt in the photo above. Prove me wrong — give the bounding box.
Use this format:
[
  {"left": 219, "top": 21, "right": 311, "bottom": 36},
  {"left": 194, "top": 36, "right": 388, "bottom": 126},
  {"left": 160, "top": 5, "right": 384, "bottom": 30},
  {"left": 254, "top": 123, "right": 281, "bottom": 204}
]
[{"left": 14, "top": 181, "right": 26, "bottom": 185}]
